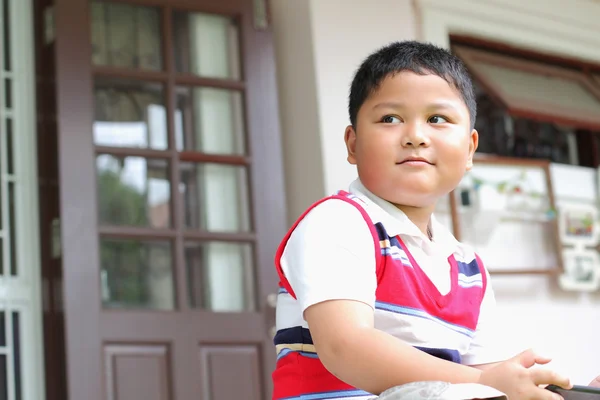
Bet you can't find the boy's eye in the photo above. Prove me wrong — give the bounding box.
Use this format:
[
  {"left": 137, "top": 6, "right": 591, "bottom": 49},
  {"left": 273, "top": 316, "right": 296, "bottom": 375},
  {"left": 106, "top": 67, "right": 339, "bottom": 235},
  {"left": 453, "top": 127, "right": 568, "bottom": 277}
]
[
  {"left": 429, "top": 115, "right": 448, "bottom": 124},
  {"left": 381, "top": 115, "right": 401, "bottom": 124}
]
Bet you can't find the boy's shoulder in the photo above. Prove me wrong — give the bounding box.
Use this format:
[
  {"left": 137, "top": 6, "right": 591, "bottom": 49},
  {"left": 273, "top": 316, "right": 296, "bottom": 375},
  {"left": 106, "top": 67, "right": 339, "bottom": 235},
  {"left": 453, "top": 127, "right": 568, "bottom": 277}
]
[
  {"left": 292, "top": 186, "right": 375, "bottom": 225},
  {"left": 283, "top": 191, "right": 375, "bottom": 240},
  {"left": 303, "top": 189, "right": 370, "bottom": 214}
]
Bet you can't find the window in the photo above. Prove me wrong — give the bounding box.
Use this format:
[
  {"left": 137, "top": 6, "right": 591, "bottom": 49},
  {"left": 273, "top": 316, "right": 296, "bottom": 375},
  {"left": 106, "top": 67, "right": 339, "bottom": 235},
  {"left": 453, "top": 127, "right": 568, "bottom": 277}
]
[
  {"left": 91, "top": 1, "right": 256, "bottom": 312},
  {"left": 451, "top": 37, "right": 600, "bottom": 167}
]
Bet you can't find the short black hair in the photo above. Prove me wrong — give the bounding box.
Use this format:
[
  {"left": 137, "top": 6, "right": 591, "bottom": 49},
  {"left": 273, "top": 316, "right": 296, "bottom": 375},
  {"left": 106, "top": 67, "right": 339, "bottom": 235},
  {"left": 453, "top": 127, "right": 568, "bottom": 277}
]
[{"left": 348, "top": 40, "right": 477, "bottom": 130}]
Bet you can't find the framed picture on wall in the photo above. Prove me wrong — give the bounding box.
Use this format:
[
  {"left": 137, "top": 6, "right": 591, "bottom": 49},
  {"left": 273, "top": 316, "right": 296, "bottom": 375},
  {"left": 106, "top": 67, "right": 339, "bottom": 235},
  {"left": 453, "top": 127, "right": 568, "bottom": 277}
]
[
  {"left": 557, "top": 202, "right": 599, "bottom": 247},
  {"left": 558, "top": 248, "right": 600, "bottom": 292},
  {"left": 447, "top": 155, "right": 563, "bottom": 275}
]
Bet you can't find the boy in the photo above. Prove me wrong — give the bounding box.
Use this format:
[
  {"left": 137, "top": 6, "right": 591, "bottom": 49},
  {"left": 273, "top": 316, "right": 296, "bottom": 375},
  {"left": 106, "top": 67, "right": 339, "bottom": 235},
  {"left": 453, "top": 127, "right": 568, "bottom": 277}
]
[{"left": 271, "top": 41, "right": 573, "bottom": 400}]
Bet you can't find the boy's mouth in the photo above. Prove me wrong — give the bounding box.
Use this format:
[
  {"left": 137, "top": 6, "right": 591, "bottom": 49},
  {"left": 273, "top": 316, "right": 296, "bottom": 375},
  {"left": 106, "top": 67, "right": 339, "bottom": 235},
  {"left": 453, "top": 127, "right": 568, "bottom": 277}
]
[{"left": 397, "top": 156, "right": 433, "bottom": 165}]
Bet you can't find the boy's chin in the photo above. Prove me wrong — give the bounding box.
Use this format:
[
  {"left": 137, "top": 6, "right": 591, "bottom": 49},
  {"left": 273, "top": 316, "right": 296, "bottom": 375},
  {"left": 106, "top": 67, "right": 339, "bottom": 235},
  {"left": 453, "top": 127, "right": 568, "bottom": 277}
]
[
  {"left": 363, "top": 180, "right": 445, "bottom": 209},
  {"left": 386, "top": 195, "right": 439, "bottom": 210}
]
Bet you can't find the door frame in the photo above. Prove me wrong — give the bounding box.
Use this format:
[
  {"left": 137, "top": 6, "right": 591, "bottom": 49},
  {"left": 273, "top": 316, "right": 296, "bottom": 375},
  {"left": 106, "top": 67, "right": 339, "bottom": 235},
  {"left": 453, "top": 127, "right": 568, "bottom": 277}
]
[{"left": 53, "top": 0, "right": 287, "bottom": 399}]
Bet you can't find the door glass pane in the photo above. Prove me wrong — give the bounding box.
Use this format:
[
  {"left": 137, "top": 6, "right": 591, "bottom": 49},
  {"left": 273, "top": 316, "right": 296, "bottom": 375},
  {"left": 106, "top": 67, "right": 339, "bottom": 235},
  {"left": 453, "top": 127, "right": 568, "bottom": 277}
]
[
  {"left": 100, "top": 238, "right": 174, "bottom": 310},
  {"left": 8, "top": 182, "right": 16, "bottom": 276},
  {"left": 6, "top": 118, "right": 13, "bottom": 174},
  {"left": 2, "top": 0, "right": 11, "bottom": 72},
  {"left": 91, "top": 1, "right": 162, "bottom": 70},
  {"left": 4, "top": 78, "right": 11, "bottom": 109},
  {"left": 180, "top": 163, "right": 251, "bottom": 232},
  {"left": 0, "top": 354, "right": 7, "bottom": 400},
  {"left": 0, "top": 311, "right": 25, "bottom": 400},
  {"left": 97, "top": 155, "right": 171, "bottom": 229},
  {"left": 175, "top": 87, "right": 245, "bottom": 154},
  {"left": 12, "top": 312, "right": 21, "bottom": 400},
  {"left": 94, "top": 79, "right": 168, "bottom": 150},
  {"left": 172, "top": 11, "right": 240, "bottom": 79},
  {"left": 185, "top": 241, "right": 254, "bottom": 311},
  {"left": 0, "top": 311, "right": 4, "bottom": 346}
]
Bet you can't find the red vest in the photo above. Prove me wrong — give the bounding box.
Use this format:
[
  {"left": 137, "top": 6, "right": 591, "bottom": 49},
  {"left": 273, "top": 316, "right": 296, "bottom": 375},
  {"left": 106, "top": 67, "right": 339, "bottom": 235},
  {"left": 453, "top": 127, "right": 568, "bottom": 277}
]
[{"left": 271, "top": 192, "right": 487, "bottom": 400}]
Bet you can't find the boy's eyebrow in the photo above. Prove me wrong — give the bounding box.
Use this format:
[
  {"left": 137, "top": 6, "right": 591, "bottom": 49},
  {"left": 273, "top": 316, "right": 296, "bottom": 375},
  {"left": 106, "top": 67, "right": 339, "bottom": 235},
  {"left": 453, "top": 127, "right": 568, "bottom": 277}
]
[
  {"left": 427, "top": 101, "right": 461, "bottom": 112},
  {"left": 372, "top": 101, "right": 461, "bottom": 112},
  {"left": 372, "top": 101, "right": 405, "bottom": 110}
]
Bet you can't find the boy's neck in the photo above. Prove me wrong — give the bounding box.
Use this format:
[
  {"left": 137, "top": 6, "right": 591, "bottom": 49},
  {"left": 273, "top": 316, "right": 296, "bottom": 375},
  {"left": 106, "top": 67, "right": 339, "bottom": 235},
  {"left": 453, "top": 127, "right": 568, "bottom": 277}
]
[{"left": 393, "top": 204, "right": 434, "bottom": 240}]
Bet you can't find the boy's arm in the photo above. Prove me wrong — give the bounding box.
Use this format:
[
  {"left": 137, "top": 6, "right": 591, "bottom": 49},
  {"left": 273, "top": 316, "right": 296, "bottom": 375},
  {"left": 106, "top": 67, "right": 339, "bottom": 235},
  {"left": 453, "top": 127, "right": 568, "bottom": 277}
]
[
  {"left": 306, "top": 300, "right": 571, "bottom": 398},
  {"left": 471, "top": 362, "right": 502, "bottom": 371},
  {"left": 283, "top": 201, "right": 569, "bottom": 398},
  {"left": 305, "top": 299, "right": 481, "bottom": 394}
]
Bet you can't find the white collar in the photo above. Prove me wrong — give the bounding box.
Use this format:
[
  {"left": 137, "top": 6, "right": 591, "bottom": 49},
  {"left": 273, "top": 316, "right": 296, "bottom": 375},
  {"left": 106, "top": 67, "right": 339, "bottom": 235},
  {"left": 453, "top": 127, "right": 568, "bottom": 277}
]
[{"left": 348, "top": 179, "right": 459, "bottom": 257}]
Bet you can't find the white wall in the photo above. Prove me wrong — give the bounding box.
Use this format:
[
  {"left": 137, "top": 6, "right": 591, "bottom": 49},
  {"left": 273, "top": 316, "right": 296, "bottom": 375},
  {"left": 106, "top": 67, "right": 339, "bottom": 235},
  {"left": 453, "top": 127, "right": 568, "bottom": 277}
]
[
  {"left": 308, "top": 0, "right": 417, "bottom": 195},
  {"left": 460, "top": 165, "right": 600, "bottom": 385},
  {"left": 418, "top": 0, "right": 600, "bottom": 63},
  {"left": 272, "top": 0, "right": 600, "bottom": 386},
  {"left": 271, "top": 0, "right": 416, "bottom": 223},
  {"left": 271, "top": 0, "right": 326, "bottom": 224},
  {"left": 418, "top": 0, "right": 600, "bottom": 385}
]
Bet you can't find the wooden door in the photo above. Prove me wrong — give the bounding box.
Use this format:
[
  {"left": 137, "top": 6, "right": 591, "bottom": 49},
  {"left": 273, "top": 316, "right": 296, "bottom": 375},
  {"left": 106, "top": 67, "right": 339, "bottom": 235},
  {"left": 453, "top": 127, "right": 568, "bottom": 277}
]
[{"left": 53, "top": 0, "right": 286, "bottom": 399}]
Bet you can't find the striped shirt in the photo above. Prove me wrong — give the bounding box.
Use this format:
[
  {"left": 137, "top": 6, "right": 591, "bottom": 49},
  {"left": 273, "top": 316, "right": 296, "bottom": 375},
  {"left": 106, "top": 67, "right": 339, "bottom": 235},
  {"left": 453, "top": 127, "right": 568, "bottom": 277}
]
[{"left": 272, "top": 180, "right": 505, "bottom": 400}]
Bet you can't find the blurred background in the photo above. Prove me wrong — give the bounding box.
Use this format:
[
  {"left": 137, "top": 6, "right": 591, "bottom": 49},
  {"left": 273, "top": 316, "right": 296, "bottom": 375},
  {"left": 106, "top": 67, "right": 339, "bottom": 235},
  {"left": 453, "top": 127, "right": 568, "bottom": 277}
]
[{"left": 1, "top": 0, "right": 599, "bottom": 399}]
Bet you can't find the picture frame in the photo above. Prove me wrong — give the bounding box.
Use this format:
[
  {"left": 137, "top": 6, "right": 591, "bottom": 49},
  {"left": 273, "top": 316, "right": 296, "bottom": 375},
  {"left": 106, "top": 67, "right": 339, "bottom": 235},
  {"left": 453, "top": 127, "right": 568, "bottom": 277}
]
[
  {"left": 446, "top": 155, "right": 563, "bottom": 275},
  {"left": 557, "top": 202, "right": 599, "bottom": 247},
  {"left": 558, "top": 248, "right": 600, "bottom": 292}
]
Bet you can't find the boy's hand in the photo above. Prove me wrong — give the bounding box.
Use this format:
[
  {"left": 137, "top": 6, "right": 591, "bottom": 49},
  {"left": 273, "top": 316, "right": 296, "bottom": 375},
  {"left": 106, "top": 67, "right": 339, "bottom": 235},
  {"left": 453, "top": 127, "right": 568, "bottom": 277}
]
[
  {"left": 478, "top": 349, "right": 572, "bottom": 400},
  {"left": 589, "top": 375, "right": 600, "bottom": 387}
]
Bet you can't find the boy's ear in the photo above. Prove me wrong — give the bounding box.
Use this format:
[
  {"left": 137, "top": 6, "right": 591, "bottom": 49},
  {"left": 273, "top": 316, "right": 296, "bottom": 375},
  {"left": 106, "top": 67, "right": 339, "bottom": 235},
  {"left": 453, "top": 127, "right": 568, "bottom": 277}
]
[
  {"left": 465, "top": 129, "right": 479, "bottom": 171},
  {"left": 344, "top": 125, "right": 358, "bottom": 165}
]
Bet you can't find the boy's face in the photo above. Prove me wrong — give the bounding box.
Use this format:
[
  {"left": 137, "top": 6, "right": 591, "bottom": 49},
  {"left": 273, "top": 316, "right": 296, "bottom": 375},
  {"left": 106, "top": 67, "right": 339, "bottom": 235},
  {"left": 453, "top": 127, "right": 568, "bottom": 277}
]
[{"left": 344, "top": 71, "right": 478, "bottom": 209}]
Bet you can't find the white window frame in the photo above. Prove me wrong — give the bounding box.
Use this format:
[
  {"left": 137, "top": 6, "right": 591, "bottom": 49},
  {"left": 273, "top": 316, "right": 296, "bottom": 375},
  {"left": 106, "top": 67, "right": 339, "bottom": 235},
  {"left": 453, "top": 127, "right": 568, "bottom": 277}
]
[{"left": 0, "top": 0, "right": 46, "bottom": 399}]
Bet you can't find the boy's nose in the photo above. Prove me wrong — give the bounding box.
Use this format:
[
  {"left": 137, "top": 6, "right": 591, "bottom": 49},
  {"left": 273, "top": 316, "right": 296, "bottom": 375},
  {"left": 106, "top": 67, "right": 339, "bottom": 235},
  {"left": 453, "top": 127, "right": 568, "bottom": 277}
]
[
  {"left": 403, "top": 138, "right": 428, "bottom": 147},
  {"left": 401, "top": 125, "right": 430, "bottom": 147}
]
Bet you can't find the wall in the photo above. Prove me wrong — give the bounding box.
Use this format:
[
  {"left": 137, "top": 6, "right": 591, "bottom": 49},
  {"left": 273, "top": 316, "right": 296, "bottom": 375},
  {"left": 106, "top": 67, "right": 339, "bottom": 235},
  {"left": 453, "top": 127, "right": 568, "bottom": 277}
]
[
  {"left": 418, "top": 0, "right": 600, "bottom": 63},
  {"left": 271, "top": 0, "right": 325, "bottom": 224},
  {"left": 417, "top": 0, "right": 600, "bottom": 384},
  {"left": 440, "top": 164, "right": 600, "bottom": 384},
  {"left": 272, "top": 0, "right": 600, "bottom": 386},
  {"left": 271, "top": 0, "right": 416, "bottom": 223}
]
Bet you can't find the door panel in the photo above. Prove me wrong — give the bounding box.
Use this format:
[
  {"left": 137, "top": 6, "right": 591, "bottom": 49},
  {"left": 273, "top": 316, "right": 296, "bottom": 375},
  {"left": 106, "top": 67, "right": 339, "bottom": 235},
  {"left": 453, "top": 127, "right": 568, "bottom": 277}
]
[
  {"left": 104, "top": 344, "right": 172, "bottom": 400},
  {"left": 199, "top": 345, "right": 263, "bottom": 400},
  {"left": 54, "top": 0, "right": 285, "bottom": 399}
]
